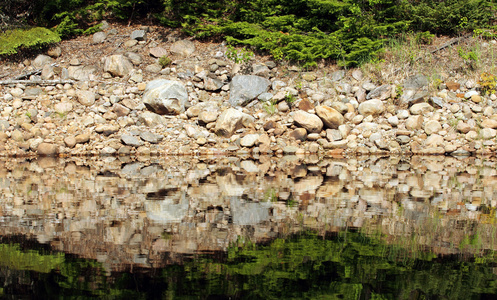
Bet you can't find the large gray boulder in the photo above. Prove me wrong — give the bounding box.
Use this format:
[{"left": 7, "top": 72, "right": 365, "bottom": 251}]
[
  {"left": 142, "top": 79, "right": 189, "bottom": 115},
  {"left": 103, "top": 55, "right": 133, "bottom": 77},
  {"left": 229, "top": 75, "right": 271, "bottom": 107}
]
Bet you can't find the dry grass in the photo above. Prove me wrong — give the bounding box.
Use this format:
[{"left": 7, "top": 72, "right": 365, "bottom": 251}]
[{"left": 360, "top": 32, "right": 497, "bottom": 86}]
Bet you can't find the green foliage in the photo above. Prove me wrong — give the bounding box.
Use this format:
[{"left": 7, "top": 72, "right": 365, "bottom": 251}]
[
  {"left": 225, "top": 45, "right": 254, "bottom": 64},
  {"left": 0, "top": 244, "right": 64, "bottom": 273},
  {"left": 285, "top": 93, "right": 296, "bottom": 107},
  {"left": 158, "top": 55, "right": 171, "bottom": 67},
  {"left": 262, "top": 98, "right": 277, "bottom": 115},
  {"left": 479, "top": 72, "right": 497, "bottom": 95},
  {"left": 415, "top": 31, "right": 435, "bottom": 44},
  {"left": 8, "top": 0, "right": 497, "bottom": 66},
  {"left": 458, "top": 46, "right": 480, "bottom": 70},
  {"left": 0, "top": 27, "right": 61, "bottom": 56}
]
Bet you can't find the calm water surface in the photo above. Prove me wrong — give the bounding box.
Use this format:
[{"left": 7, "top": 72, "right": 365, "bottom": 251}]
[{"left": 0, "top": 155, "right": 497, "bottom": 299}]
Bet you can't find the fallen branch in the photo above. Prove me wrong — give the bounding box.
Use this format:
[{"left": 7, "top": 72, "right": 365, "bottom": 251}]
[{"left": 431, "top": 33, "right": 472, "bottom": 54}]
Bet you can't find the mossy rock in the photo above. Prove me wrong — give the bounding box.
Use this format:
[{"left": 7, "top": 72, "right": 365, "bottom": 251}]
[{"left": 0, "top": 27, "right": 61, "bottom": 56}]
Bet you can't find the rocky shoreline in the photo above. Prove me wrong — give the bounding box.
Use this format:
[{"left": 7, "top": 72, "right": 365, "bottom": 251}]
[{"left": 1, "top": 22, "right": 497, "bottom": 158}]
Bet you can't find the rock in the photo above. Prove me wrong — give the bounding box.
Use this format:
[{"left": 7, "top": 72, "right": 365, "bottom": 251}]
[
  {"left": 54, "top": 102, "right": 73, "bottom": 114},
  {"left": 405, "top": 115, "right": 423, "bottom": 131},
  {"left": 113, "top": 103, "right": 131, "bottom": 117},
  {"left": 68, "top": 65, "right": 97, "bottom": 81},
  {"left": 140, "top": 131, "right": 162, "bottom": 144},
  {"left": 465, "top": 90, "right": 479, "bottom": 99},
  {"left": 425, "top": 134, "right": 444, "bottom": 147},
  {"left": 170, "top": 39, "right": 196, "bottom": 56},
  {"left": 277, "top": 101, "right": 289, "bottom": 112},
  {"left": 75, "top": 133, "right": 90, "bottom": 144},
  {"left": 139, "top": 111, "right": 166, "bottom": 127},
  {"left": 142, "top": 79, "right": 189, "bottom": 115},
  {"left": 215, "top": 108, "right": 254, "bottom": 137},
  {"left": 145, "top": 63, "right": 162, "bottom": 73},
  {"left": 37, "top": 143, "right": 58, "bottom": 156},
  {"left": 198, "top": 110, "right": 219, "bottom": 124},
  {"left": 240, "top": 134, "right": 259, "bottom": 147},
  {"left": 103, "top": 55, "right": 133, "bottom": 77},
  {"left": 315, "top": 105, "right": 344, "bottom": 129},
  {"left": 351, "top": 69, "right": 363, "bottom": 81},
  {"left": 482, "top": 128, "right": 497, "bottom": 139},
  {"left": 229, "top": 75, "right": 271, "bottom": 107},
  {"left": 481, "top": 119, "right": 497, "bottom": 129},
  {"left": 32, "top": 54, "right": 53, "bottom": 69},
  {"left": 293, "top": 110, "right": 323, "bottom": 133},
  {"left": 404, "top": 74, "right": 429, "bottom": 89},
  {"left": 95, "top": 124, "right": 119, "bottom": 136},
  {"left": 122, "top": 134, "right": 144, "bottom": 147},
  {"left": 64, "top": 136, "right": 77, "bottom": 148},
  {"left": 122, "top": 98, "right": 145, "bottom": 110},
  {"left": 131, "top": 30, "right": 147, "bottom": 41},
  {"left": 366, "top": 84, "right": 391, "bottom": 100},
  {"left": 93, "top": 31, "right": 107, "bottom": 43},
  {"left": 330, "top": 70, "right": 345, "bottom": 81},
  {"left": 409, "top": 103, "right": 433, "bottom": 115},
  {"left": 149, "top": 47, "right": 168, "bottom": 58},
  {"left": 429, "top": 96, "right": 444, "bottom": 108},
  {"left": 289, "top": 128, "right": 307, "bottom": 141},
  {"left": 204, "top": 76, "right": 224, "bottom": 91},
  {"left": 41, "top": 64, "right": 54, "bottom": 80},
  {"left": 24, "top": 87, "right": 41, "bottom": 97},
  {"left": 388, "top": 116, "right": 399, "bottom": 126},
  {"left": 446, "top": 81, "right": 460, "bottom": 91},
  {"left": 457, "top": 121, "right": 471, "bottom": 133},
  {"left": 76, "top": 90, "right": 96, "bottom": 106},
  {"left": 125, "top": 52, "right": 143, "bottom": 65},
  {"left": 298, "top": 98, "right": 314, "bottom": 112},
  {"left": 358, "top": 99, "right": 384, "bottom": 116},
  {"left": 47, "top": 46, "right": 62, "bottom": 58},
  {"left": 253, "top": 64, "right": 270, "bottom": 77},
  {"left": 424, "top": 120, "right": 442, "bottom": 135}
]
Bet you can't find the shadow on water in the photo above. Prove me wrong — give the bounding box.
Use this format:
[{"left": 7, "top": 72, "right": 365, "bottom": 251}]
[{"left": 0, "top": 155, "right": 497, "bottom": 298}]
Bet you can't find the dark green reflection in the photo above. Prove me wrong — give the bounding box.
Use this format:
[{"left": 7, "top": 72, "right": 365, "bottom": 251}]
[{"left": 1, "top": 232, "right": 497, "bottom": 299}]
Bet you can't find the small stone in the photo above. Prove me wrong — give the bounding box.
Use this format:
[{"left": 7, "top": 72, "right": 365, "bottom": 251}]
[
  {"left": 149, "top": 47, "right": 168, "bottom": 58},
  {"left": 121, "top": 134, "right": 144, "bottom": 147},
  {"left": 424, "top": 120, "right": 442, "bottom": 135},
  {"left": 289, "top": 128, "right": 307, "bottom": 141},
  {"left": 358, "top": 99, "right": 384, "bottom": 116},
  {"left": 75, "top": 133, "right": 90, "bottom": 144},
  {"left": 76, "top": 90, "right": 96, "bottom": 106},
  {"left": 64, "top": 136, "right": 77, "bottom": 148},
  {"left": 240, "top": 134, "right": 259, "bottom": 147},
  {"left": 446, "top": 81, "right": 460, "bottom": 91},
  {"left": 293, "top": 110, "right": 323, "bottom": 133},
  {"left": 131, "top": 30, "right": 147, "bottom": 41},
  {"left": 93, "top": 31, "right": 107, "bottom": 43},
  {"left": 410, "top": 103, "right": 433, "bottom": 115},
  {"left": 37, "top": 143, "right": 58, "bottom": 156}
]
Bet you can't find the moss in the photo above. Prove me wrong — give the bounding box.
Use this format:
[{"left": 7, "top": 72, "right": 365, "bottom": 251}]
[{"left": 0, "top": 27, "right": 61, "bottom": 56}]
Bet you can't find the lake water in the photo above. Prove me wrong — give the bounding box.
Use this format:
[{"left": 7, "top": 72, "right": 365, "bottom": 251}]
[{"left": 0, "top": 155, "right": 497, "bottom": 299}]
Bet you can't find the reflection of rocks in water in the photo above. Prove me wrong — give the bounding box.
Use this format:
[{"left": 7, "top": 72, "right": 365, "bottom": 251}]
[{"left": 0, "top": 155, "right": 497, "bottom": 270}]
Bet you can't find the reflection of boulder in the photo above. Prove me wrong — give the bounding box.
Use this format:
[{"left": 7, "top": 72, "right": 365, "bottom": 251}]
[
  {"left": 145, "top": 191, "right": 189, "bottom": 224},
  {"left": 217, "top": 173, "right": 246, "bottom": 197},
  {"left": 230, "top": 197, "right": 272, "bottom": 225}
]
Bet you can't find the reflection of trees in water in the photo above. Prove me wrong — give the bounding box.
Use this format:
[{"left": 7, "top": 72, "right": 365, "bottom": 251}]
[{"left": 1, "top": 232, "right": 497, "bottom": 299}]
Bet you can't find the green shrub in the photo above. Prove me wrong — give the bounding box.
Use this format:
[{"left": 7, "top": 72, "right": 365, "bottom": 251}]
[
  {"left": 158, "top": 55, "right": 171, "bottom": 67},
  {"left": 0, "top": 27, "right": 61, "bottom": 56}
]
